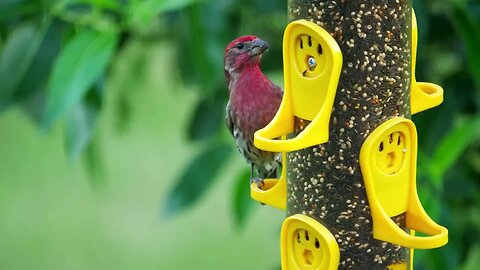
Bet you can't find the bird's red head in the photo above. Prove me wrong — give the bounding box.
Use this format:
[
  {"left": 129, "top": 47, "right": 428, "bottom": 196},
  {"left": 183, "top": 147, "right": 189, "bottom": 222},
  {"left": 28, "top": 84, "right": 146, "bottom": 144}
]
[{"left": 224, "top": 35, "right": 270, "bottom": 75}]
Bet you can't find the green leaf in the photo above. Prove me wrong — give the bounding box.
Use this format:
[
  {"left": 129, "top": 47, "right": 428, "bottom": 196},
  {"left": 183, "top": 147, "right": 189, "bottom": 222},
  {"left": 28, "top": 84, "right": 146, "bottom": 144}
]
[
  {"left": 88, "top": 0, "right": 122, "bottom": 10},
  {"left": 43, "top": 28, "right": 117, "bottom": 128},
  {"left": 53, "top": 0, "right": 123, "bottom": 32},
  {"left": 14, "top": 20, "right": 65, "bottom": 102},
  {"left": 83, "top": 135, "right": 105, "bottom": 189},
  {"left": 0, "top": 19, "right": 50, "bottom": 109},
  {"left": 19, "top": 87, "right": 48, "bottom": 125},
  {"left": 65, "top": 99, "right": 98, "bottom": 159},
  {"left": 0, "top": 0, "right": 44, "bottom": 20},
  {"left": 232, "top": 168, "right": 256, "bottom": 229},
  {"left": 114, "top": 90, "right": 132, "bottom": 133},
  {"left": 450, "top": 5, "right": 480, "bottom": 90},
  {"left": 187, "top": 94, "right": 225, "bottom": 141},
  {"left": 54, "top": 0, "right": 122, "bottom": 12},
  {"left": 154, "top": 0, "right": 205, "bottom": 13},
  {"left": 128, "top": 0, "right": 203, "bottom": 29},
  {"left": 180, "top": 5, "right": 217, "bottom": 93},
  {"left": 429, "top": 117, "right": 480, "bottom": 185},
  {"left": 163, "top": 143, "right": 232, "bottom": 217},
  {"left": 65, "top": 78, "right": 103, "bottom": 160}
]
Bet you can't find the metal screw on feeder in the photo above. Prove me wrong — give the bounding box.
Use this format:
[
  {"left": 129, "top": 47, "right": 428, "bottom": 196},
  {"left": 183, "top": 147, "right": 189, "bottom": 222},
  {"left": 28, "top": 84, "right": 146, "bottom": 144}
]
[
  {"left": 249, "top": 4, "right": 448, "bottom": 270},
  {"left": 308, "top": 56, "right": 317, "bottom": 71}
]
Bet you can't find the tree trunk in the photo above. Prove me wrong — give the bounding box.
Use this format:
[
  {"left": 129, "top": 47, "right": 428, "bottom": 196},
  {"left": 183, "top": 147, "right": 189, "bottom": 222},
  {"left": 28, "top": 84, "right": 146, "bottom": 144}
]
[{"left": 287, "top": 0, "right": 412, "bottom": 269}]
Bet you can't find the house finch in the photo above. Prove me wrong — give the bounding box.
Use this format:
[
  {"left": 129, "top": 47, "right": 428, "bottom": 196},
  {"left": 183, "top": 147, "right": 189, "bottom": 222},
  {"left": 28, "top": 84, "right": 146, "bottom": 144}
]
[{"left": 224, "top": 35, "right": 283, "bottom": 185}]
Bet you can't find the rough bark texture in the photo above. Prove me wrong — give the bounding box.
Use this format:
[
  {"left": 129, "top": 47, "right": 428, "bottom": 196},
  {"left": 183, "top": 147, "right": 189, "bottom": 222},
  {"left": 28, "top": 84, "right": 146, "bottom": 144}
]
[{"left": 287, "top": 0, "right": 411, "bottom": 269}]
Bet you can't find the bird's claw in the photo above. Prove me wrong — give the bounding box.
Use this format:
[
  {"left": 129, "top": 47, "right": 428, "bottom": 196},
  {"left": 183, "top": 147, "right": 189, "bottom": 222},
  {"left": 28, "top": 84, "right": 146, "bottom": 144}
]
[{"left": 250, "top": 177, "right": 265, "bottom": 190}]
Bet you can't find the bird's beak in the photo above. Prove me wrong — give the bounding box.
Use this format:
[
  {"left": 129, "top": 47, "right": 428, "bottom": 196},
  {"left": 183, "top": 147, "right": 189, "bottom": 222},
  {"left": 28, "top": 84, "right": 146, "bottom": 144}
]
[{"left": 249, "top": 38, "right": 269, "bottom": 57}]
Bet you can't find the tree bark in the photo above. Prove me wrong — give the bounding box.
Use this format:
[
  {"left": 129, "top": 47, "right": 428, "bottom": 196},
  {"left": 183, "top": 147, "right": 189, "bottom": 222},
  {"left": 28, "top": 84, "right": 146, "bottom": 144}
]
[{"left": 287, "top": 0, "right": 412, "bottom": 269}]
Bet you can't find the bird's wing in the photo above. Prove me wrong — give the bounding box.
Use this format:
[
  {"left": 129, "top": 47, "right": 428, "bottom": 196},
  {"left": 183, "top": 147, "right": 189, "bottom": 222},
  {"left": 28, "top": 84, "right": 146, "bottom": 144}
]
[{"left": 225, "top": 101, "right": 235, "bottom": 137}]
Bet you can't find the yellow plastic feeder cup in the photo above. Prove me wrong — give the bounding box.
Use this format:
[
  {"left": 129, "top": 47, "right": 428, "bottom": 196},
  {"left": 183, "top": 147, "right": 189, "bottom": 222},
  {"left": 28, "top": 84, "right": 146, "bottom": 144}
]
[
  {"left": 254, "top": 19, "right": 343, "bottom": 153},
  {"left": 251, "top": 20, "right": 343, "bottom": 210},
  {"left": 250, "top": 151, "right": 287, "bottom": 210},
  {"left": 281, "top": 215, "right": 340, "bottom": 270},
  {"left": 410, "top": 10, "right": 444, "bottom": 115},
  {"left": 360, "top": 117, "right": 448, "bottom": 249}
]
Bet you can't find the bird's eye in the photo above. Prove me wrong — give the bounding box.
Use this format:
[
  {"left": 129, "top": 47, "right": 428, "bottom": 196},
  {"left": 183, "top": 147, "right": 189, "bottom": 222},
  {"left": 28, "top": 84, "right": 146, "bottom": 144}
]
[{"left": 236, "top": 43, "right": 244, "bottom": 50}]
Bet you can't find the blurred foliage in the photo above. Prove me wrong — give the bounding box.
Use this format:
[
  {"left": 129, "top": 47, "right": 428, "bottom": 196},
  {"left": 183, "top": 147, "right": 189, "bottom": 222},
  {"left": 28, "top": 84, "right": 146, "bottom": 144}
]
[
  {"left": 1, "top": 0, "right": 480, "bottom": 269},
  {"left": 413, "top": 1, "right": 480, "bottom": 269},
  {"left": 162, "top": 142, "right": 232, "bottom": 217}
]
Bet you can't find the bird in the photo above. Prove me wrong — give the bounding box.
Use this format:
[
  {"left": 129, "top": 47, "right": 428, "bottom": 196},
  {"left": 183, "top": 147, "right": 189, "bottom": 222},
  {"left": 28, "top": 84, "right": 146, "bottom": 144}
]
[{"left": 224, "top": 35, "right": 283, "bottom": 186}]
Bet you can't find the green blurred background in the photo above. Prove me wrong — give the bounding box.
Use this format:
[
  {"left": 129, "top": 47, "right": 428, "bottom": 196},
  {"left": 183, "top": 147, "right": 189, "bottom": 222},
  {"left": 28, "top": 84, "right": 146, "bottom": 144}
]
[{"left": 0, "top": 0, "right": 479, "bottom": 269}]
